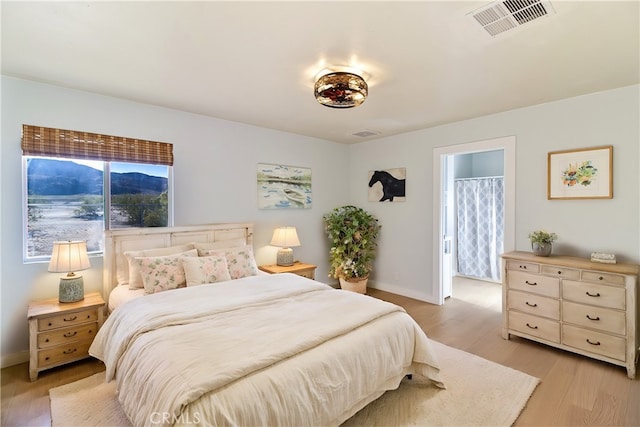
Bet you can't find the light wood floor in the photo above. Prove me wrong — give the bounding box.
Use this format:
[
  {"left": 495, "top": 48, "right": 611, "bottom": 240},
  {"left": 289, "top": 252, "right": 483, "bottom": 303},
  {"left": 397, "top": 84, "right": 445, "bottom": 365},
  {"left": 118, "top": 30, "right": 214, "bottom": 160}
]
[{"left": 2, "top": 277, "right": 638, "bottom": 426}]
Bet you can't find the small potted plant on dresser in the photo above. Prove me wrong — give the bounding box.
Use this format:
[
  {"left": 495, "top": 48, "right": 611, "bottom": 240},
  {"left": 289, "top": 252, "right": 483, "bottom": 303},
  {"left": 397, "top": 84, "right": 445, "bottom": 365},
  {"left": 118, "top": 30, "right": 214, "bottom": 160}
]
[
  {"left": 323, "top": 205, "right": 381, "bottom": 293},
  {"left": 528, "top": 230, "right": 557, "bottom": 257}
]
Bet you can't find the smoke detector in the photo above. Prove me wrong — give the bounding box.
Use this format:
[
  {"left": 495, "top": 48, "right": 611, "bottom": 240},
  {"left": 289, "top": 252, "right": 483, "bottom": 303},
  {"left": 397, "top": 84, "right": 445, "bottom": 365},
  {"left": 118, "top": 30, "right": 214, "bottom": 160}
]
[{"left": 468, "top": 0, "right": 555, "bottom": 37}]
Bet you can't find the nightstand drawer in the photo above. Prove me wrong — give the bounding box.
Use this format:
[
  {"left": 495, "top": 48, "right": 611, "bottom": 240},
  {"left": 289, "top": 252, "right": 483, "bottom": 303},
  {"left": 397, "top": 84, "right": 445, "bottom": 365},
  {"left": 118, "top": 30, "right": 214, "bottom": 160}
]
[
  {"left": 296, "top": 269, "right": 315, "bottom": 279},
  {"left": 37, "top": 322, "right": 99, "bottom": 349},
  {"left": 38, "top": 340, "right": 93, "bottom": 368},
  {"left": 38, "top": 309, "right": 99, "bottom": 332}
]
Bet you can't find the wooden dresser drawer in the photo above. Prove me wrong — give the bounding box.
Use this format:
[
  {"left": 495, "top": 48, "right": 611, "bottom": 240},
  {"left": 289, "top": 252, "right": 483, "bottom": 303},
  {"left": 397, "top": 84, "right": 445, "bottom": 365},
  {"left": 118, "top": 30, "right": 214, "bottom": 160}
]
[
  {"left": 509, "top": 311, "right": 560, "bottom": 343},
  {"left": 540, "top": 265, "right": 580, "bottom": 280},
  {"left": 562, "top": 280, "right": 625, "bottom": 310},
  {"left": 38, "top": 340, "right": 93, "bottom": 368},
  {"left": 581, "top": 270, "right": 625, "bottom": 286},
  {"left": 562, "top": 301, "right": 625, "bottom": 335},
  {"left": 37, "top": 309, "right": 99, "bottom": 332},
  {"left": 37, "top": 322, "right": 99, "bottom": 349},
  {"left": 562, "top": 324, "right": 626, "bottom": 361},
  {"left": 508, "top": 290, "right": 560, "bottom": 320},
  {"left": 507, "top": 270, "right": 559, "bottom": 298},
  {"left": 506, "top": 260, "right": 540, "bottom": 273}
]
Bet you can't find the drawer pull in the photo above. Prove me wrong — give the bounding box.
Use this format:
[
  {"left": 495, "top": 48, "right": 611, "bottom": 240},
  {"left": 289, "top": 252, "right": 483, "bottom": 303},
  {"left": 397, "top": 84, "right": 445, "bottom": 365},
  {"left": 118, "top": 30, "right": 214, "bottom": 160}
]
[
  {"left": 585, "top": 291, "right": 601, "bottom": 297},
  {"left": 557, "top": 270, "right": 562, "bottom": 275},
  {"left": 525, "top": 323, "right": 538, "bottom": 330},
  {"left": 586, "top": 339, "right": 601, "bottom": 346},
  {"left": 525, "top": 280, "right": 537, "bottom": 286},
  {"left": 586, "top": 314, "right": 600, "bottom": 321},
  {"left": 63, "top": 331, "right": 77, "bottom": 338},
  {"left": 519, "top": 265, "right": 527, "bottom": 269},
  {"left": 63, "top": 348, "right": 77, "bottom": 355},
  {"left": 525, "top": 301, "right": 538, "bottom": 307},
  {"left": 63, "top": 316, "right": 78, "bottom": 322},
  {"left": 598, "top": 276, "right": 604, "bottom": 281}
]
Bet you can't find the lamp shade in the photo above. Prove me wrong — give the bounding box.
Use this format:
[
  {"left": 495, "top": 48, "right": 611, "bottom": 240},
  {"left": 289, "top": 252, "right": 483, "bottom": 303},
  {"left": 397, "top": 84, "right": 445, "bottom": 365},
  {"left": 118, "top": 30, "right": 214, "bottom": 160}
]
[
  {"left": 270, "top": 227, "right": 300, "bottom": 267},
  {"left": 270, "top": 227, "right": 301, "bottom": 248},
  {"left": 48, "top": 241, "right": 90, "bottom": 274}
]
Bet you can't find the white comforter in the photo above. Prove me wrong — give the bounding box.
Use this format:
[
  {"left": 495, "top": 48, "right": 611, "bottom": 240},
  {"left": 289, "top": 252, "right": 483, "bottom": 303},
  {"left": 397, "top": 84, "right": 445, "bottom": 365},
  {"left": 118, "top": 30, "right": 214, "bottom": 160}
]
[{"left": 90, "top": 274, "right": 443, "bottom": 427}]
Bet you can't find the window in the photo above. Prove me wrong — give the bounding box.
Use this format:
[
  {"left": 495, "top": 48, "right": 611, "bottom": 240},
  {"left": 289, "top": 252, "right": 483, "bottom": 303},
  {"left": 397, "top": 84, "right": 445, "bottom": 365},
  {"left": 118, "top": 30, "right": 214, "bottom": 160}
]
[{"left": 22, "top": 125, "right": 173, "bottom": 261}]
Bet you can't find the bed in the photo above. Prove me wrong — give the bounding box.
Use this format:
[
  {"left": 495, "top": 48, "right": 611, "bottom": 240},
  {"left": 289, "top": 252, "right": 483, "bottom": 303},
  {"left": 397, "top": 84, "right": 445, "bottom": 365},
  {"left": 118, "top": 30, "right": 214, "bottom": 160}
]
[{"left": 90, "top": 223, "right": 444, "bottom": 426}]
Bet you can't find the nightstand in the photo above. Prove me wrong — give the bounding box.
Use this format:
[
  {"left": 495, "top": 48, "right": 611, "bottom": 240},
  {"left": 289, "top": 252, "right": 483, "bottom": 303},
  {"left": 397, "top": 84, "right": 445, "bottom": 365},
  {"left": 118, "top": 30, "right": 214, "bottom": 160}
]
[
  {"left": 259, "top": 262, "right": 317, "bottom": 280},
  {"left": 27, "top": 292, "right": 105, "bottom": 381}
]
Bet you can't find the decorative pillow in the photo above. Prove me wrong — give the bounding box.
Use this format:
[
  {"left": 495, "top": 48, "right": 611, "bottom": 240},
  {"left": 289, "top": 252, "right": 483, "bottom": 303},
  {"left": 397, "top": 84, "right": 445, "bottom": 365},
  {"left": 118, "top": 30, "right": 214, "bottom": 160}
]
[
  {"left": 133, "top": 249, "right": 198, "bottom": 294},
  {"left": 124, "top": 244, "right": 195, "bottom": 289},
  {"left": 182, "top": 255, "right": 231, "bottom": 286},
  {"left": 204, "top": 245, "right": 259, "bottom": 280},
  {"left": 193, "top": 239, "right": 247, "bottom": 256}
]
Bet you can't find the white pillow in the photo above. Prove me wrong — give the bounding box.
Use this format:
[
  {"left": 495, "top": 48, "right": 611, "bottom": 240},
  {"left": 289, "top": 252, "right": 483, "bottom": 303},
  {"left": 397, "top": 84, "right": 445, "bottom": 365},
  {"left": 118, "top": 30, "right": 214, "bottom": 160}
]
[
  {"left": 133, "top": 249, "right": 198, "bottom": 294},
  {"left": 182, "top": 256, "right": 231, "bottom": 286},
  {"left": 124, "top": 244, "right": 195, "bottom": 289},
  {"left": 203, "top": 245, "right": 259, "bottom": 280},
  {"left": 193, "top": 239, "right": 247, "bottom": 256}
]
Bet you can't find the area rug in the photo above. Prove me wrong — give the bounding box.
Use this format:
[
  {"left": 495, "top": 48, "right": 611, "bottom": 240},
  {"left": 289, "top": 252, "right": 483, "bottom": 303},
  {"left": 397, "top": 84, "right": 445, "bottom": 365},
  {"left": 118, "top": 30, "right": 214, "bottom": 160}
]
[{"left": 50, "top": 341, "right": 539, "bottom": 426}]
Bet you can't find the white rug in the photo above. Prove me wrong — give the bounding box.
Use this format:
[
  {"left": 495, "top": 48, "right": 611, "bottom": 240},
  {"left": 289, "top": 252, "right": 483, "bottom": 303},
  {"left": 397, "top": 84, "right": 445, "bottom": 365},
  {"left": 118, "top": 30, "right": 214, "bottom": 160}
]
[{"left": 50, "top": 341, "right": 539, "bottom": 426}]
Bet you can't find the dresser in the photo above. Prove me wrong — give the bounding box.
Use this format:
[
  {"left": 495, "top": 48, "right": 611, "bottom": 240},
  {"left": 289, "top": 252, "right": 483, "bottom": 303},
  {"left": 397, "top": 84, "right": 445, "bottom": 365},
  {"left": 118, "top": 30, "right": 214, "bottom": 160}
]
[
  {"left": 258, "top": 262, "right": 317, "bottom": 280},
  {"left": 28, "top": 292, "right": 105, "bottom": 381},
  {"left": 502, "top": 251, "right": 639, "bottom": 378}
]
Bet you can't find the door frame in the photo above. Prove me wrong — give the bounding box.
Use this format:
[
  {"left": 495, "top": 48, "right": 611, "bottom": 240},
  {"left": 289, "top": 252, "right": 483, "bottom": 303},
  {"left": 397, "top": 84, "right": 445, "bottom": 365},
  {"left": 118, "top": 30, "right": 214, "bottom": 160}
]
[{"left": 432, "top": 136, "right": 516, "bottom": 305}]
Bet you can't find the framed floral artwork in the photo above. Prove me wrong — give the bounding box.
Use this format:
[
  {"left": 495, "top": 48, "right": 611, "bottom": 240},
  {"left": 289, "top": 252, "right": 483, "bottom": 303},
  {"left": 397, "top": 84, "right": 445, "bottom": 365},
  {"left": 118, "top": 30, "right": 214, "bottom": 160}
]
[{"left": 547, "top": 146, "right": 612, "bottom": 200}]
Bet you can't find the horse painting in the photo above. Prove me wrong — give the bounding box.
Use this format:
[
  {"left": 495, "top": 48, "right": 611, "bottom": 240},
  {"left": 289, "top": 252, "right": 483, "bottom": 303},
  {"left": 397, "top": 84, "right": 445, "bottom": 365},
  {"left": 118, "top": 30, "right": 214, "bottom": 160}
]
[{"left": 368, "top": 169, "right": 406, "bottom": 202}]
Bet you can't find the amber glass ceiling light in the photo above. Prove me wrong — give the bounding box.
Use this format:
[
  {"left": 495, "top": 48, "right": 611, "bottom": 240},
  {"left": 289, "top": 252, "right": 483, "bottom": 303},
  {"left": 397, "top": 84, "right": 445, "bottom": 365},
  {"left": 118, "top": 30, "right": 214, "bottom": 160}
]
[{"left": 314, "top": 72, "right": 368, "bottom": 108}]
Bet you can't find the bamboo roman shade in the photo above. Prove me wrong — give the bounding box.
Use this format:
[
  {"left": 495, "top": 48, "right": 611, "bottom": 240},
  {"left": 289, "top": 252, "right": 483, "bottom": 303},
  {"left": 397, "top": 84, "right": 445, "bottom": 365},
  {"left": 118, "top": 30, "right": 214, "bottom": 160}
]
[{"left": 21, "top": 124, "right": 173, "bottom": 166}]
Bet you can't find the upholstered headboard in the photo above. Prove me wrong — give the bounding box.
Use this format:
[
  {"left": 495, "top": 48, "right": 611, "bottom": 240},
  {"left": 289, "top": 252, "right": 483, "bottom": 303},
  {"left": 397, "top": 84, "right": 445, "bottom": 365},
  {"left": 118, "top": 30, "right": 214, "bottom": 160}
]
[{"left": 103, "top": 223, "right": 254, "bottom": 298}]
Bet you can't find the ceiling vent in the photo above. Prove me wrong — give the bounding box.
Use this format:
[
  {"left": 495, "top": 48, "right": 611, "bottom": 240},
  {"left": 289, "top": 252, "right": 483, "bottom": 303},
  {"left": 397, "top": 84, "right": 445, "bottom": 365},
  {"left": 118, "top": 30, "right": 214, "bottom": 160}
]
[
  {"left": 469, "top": 0, "right": 555, "bottom": 37},
  {"left": 351, "top": 129, "right": 381, "bottom": 138}
]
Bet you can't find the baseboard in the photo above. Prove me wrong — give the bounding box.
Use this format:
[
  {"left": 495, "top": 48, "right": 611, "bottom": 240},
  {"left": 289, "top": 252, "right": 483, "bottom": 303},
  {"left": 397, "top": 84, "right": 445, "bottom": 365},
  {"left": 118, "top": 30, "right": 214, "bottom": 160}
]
[
  {"left": 1, "top": 350, "right": 29, "bottom": 368},
  {"left": 368, "top": 280, "right": 438, "bottom": 304}
]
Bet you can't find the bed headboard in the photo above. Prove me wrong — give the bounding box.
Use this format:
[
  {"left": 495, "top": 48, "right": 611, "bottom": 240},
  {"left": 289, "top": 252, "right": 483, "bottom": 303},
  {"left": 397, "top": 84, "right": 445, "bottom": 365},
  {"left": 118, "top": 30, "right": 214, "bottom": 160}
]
[{"left": 103, "top": 223, "right": 254, "bottom": 298}]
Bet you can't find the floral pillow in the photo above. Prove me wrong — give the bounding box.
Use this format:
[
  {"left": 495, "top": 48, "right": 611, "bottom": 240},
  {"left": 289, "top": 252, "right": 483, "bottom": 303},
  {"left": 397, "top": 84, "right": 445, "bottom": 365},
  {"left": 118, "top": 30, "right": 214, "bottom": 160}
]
[
  {"left": 133, "top": 249, "right": 198, "bottom": 294},
  {"left": 124, "top": 244, "right": 195, "bottom": 290},
  {"left": 181, "top": 255, "right": 231, "bottom": 286},
  {"left": 203, "top": 245, "right": 259, "bottom": 280}
]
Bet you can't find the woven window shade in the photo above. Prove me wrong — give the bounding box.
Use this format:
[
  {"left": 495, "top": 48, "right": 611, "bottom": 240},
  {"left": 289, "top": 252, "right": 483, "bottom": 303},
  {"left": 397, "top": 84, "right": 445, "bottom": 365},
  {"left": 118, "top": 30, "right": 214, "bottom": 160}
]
[{"left": 21, "top": 124, "right": 173, "bottom": 166}]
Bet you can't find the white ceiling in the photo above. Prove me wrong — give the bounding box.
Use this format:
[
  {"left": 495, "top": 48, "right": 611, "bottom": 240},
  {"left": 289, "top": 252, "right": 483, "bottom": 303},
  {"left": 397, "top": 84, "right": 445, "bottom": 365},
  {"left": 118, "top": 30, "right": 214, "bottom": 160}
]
[{"left": 2, "top": 1, "right": 638, "bottom": 144}]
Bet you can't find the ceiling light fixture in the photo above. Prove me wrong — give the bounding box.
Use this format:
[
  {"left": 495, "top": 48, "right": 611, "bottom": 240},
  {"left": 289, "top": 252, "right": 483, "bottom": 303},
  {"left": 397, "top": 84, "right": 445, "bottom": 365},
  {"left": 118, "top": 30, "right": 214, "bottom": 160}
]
[{"left": 314, "top": 71, "right": 368, "bottom": 108}]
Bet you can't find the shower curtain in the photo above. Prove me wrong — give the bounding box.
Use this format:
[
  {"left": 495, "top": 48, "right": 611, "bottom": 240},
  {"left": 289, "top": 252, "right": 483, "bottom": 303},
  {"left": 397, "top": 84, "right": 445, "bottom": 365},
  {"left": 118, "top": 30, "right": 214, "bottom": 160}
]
[{"left": 455, "top": 177, "right": 504, "bottom": 281}]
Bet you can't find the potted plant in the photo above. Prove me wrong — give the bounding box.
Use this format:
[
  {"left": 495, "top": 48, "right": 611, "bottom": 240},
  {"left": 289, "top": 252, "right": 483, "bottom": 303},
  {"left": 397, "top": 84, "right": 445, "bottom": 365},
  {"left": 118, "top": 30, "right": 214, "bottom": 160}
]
[
  {"left": 323, "top": 205, "right": 381, "bottom": 293},
  {"left": 528, "top": 230, "right": 557, "bottom": 257}
]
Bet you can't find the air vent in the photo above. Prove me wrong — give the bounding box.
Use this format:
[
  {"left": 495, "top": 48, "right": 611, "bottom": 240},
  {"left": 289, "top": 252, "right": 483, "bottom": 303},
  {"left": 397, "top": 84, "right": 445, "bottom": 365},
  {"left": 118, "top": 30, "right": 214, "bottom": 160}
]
[
  {"left": 469, "top": 0, "right": 555, "bottom": 37},
  {"left": 351, "top": 129, "right": 381, "bottom": 138}
]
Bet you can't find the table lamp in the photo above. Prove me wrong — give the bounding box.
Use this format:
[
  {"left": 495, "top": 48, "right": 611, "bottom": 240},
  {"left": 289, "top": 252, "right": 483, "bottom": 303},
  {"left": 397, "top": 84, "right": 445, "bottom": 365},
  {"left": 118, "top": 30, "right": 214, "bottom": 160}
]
[
  {"left": 48, "top": 241, "right": 90, "bottom": 303},
  {"left": 270, "top": 227, "right": 300, "bottom": 266}
]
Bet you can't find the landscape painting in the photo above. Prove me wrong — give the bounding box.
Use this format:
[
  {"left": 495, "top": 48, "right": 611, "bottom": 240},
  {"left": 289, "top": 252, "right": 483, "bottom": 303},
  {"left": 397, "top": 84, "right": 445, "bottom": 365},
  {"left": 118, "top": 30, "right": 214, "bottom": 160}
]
[
  {"left": 257, "top": 163, "right": 312, "bottom": 209},
  {"left": 368, "top": 168, "right": 406, "bottom": 202}
]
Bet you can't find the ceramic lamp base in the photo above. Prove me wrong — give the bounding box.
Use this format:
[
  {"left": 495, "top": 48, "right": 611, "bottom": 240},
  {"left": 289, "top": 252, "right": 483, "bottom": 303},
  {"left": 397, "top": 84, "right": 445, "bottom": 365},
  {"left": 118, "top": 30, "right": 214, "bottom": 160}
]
[
  {"left": 276, "top": 248, "right": 294, "bottom": 266},
  {"left": 59, "top": 275, "right": 85, "bottom": 303}
]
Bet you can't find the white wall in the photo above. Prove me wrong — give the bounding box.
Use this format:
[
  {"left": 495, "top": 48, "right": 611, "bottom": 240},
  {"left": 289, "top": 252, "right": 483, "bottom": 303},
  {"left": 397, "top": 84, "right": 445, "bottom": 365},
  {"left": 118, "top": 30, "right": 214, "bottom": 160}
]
[
  {"left": 0, "top": 76, "right": 350, "bottom": 364},
  {"left": 2, "top": 77, "right": 638, "bottom": 365},
  {"left": 349, "top": 85, "right": 640, "bottom": 299}
]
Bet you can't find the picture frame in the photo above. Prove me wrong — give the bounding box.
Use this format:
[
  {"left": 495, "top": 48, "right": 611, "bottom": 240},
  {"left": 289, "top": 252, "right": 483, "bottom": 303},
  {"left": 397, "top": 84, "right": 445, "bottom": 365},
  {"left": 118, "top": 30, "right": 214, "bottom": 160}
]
[
  {"left": 368, "top": 168, "right": 406, "bottom": 202},
  {"left": 257, "top": 163, "right": 312, "bottom": 209},
  {"left": 547, "top": 146, "right": 612, "bottom": 200}
]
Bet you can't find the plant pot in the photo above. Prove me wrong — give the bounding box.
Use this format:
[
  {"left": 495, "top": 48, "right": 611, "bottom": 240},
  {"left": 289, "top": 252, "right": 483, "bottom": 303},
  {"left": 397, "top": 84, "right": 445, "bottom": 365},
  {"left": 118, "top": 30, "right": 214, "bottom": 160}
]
[
  {"left": 532, "top": 242, "right": 552, "bottom": 257},
  {"left": 339, "top": 277, "right": 368, "bottom": 294}
]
